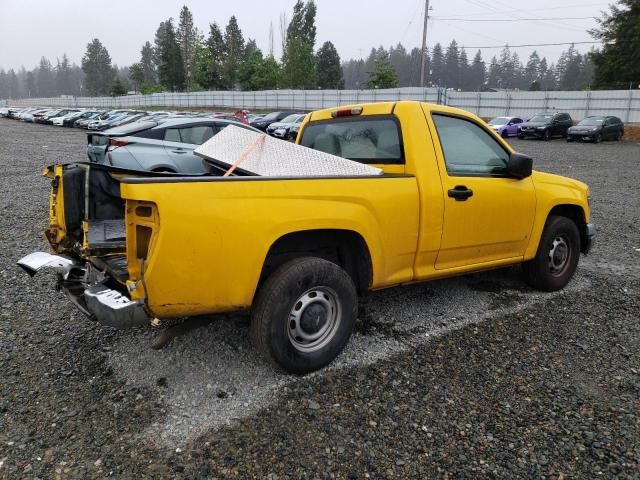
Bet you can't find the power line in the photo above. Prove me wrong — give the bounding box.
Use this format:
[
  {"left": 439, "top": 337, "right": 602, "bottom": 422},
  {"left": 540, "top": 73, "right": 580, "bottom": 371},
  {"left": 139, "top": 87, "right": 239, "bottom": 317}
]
[
  {"left": 437, "top": 2, "right": 606, "bottom": 17},
  {"left": 433, "top": 16, "right": 597, "bottom": 22},
  {"left": 464, "top": 41, "right": 602, "bottom": 49}
]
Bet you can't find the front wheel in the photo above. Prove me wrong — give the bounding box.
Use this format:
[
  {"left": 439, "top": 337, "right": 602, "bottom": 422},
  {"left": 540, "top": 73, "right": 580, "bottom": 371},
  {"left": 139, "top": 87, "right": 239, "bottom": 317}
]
[
  {"left": 250, "top": 257, "right": 357, "bottom": 374},
  {"left": 542, "top": 129, "right": 551, "bottom": 141},
  {"left": 522, "top": 216, "right": 581, "bottom": 292},
  {"left": 594, "top": 133, "right": 602, "bottom": 144}
]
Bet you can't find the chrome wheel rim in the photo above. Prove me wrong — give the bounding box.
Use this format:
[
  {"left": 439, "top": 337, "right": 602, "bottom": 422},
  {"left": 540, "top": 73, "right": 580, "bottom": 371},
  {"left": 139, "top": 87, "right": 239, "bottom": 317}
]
[
  {"left": 548, "top": 235, "right": 570, "bottom": 276},
  {"left": 287, "top": 287, "right": 341, "bottom": 353}
]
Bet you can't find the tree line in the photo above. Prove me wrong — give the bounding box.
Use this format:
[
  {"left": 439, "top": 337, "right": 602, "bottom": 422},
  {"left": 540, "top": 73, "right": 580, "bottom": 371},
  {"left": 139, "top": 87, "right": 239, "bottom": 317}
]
[{"left": 0, "top": 0, "right": 637, "bottom": 99}]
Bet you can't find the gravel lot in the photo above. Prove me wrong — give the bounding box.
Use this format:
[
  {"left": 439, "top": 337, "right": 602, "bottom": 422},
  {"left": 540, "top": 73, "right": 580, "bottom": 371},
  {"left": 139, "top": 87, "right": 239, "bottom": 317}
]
[{"left": 0, "top": 117, "right": 638, "bottom": 479}]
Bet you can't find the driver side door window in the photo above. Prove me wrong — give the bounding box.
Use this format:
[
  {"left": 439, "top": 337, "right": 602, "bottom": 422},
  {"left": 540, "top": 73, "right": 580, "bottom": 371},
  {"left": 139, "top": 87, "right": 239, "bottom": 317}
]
[{"left": 433, "top": 114, "right": 509, "bottom": 176}]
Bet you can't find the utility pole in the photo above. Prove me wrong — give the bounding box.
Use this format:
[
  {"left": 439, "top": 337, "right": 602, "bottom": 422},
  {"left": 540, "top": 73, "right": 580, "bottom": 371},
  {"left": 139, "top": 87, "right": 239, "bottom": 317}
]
[{"left": 420, "top": 0, "right": 431, "bottom": 87}]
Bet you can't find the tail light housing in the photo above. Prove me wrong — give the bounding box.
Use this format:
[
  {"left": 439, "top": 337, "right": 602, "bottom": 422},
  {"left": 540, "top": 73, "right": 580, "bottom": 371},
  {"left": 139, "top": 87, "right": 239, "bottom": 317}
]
[{"left": 107, "top": 138, "right": 130, "bottom": 152}]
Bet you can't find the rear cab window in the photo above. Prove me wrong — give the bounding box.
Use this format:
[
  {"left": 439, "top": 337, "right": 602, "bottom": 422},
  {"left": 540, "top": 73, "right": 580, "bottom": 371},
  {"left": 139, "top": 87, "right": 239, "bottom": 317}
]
[{"left": 299, "top": 116, "right": 404, "bottom": 164}]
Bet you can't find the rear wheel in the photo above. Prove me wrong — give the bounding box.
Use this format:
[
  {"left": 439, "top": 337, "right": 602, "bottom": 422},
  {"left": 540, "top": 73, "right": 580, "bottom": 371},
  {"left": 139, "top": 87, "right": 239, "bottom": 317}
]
[
  {"left": 616, "top": 130, "right": 623, "bottom": 141},
  {"left": 250, "top": 257, "right": 357, "bottom": 374},
  {"left": 522, "top": 216, "right": 580, "bottom": 292},
  {"left": 518, "top": 133, "right": 525, "bottom": 139}
]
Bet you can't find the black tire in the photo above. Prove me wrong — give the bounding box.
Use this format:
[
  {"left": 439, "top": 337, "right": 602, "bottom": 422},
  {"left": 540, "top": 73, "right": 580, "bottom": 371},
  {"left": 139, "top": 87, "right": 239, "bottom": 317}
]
[
  {"left": 542, "top": 129, "right": 551, "bottom": 141},
  {"left": 522, "top": 216, "right": 581, "bottom": 292},
  {"left": 594, "top": 133, "right": 602, "bottom": 144},
  {"left": 501, "top": 130, "right": 508, "bottom": 138},
  {"left": 250, "top": 257, "right": 357, "bottom": 374},
  {"left": 518, "top": 133, "right": 525, "bottom": 139},
  {"left": 616, "top": 130, "right": 623, "bottom": 141},
  {"left": 566, "top": 137, "right": 574, "bottom": 143}
]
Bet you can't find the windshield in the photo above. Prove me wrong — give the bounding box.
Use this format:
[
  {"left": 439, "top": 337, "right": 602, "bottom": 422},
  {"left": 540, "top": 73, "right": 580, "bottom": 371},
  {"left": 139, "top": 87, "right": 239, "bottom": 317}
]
[
  {"left": 280, "top": 114, "right": 300, "bottom": 124},
  {"left": 489, "top": 117, "right": 509, "bottom": 125},
  {"left": 578, "top": 117, "right": 604, "bottom": 126},
  {"left": 530, "top": 115, "right": 553, "bottom": 123},
  {"left": 260, "top": 112, "right": 281, "bottom": 121}
]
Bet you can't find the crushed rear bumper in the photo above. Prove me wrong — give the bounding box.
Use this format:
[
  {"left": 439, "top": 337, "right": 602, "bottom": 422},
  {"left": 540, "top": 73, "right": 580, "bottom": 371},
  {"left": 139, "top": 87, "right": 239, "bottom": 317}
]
[{"left": 17, "top": 252, "right": 150, "bottom": 329}]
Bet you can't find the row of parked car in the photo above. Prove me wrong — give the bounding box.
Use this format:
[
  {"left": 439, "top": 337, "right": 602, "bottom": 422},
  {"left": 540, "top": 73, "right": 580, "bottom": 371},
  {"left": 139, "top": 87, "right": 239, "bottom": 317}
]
[
  {"left": 0, "top": 106, "right": 307, "bottom": 140},
  {"left": 487, "top": 112, "right": 625, "bottom": 143},
  {"left": 0, "top": 105, "right": 314, "bottom": 173}
]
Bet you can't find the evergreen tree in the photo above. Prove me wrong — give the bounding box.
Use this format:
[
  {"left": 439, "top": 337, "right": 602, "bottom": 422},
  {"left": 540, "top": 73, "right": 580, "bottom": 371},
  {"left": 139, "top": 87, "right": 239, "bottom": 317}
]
[
  {"left": 342, "top": 58, "right": 367, "bottom": 89},
  {"left": 557, "top": 44, "right": 582, "bottom": 90},
  {"left": 366, "top": 51, "right": 398, "bottom": 89},
  {"left": 590, "top": 0, "right": 640, "bottom": 89},
  {"left": 140, "top": 41, "right": 157, "bottom": 85},
  {"left": 389, "top": 44, "right": 410, "bottom": 87},
  {"left": 487, "top": 56, "right": 500, "bottom": 87},
  {"left": 0, "top": 70, "right": 6, "bottom": 99},
  {"left": 283, "top": 0, "right": 317, "bottom": 88},
  {"left": 430, "top": 43, "right": 445, "bottom": 86},
  {"left": 129, "top": 63, "right": 145, "bottom": 91},
  {"left": 458, "top": 48, "right": 469, "bottom": 90},
  {"left": 540, "top": 60, "right": 557, "bottom": 90},
  {"left": 577, "top": 49, "right": 596, "bottom": 89},
  {"left": 199, "top": 22, "right": 225, "bottom": 89},
  {"left": 316, "top": 41, "right": 343, "bottom": 89},
  {"left": 37, "top": 57, "right": 56, "bottom": 96},
  {"left": 81, "top": 39, "right": 114, "bottom": 96},
  {"left": 25, "top": 71, "right": 36, "bottom": 97},
  {"left": 155, "top": 19, "right": 184, "bottom": 91},
  {"left": 177, "top": 5, "right": 198, "bottom": 90},
  {"left": 469, "top": 50, "right": 486, "bottom": 91},
  {"left": 408, "top": 47, "right": 426, "bottom": 86},
  {"left": 110, "top": 78, "right": 127, "bottom": 96},
  {"left": 524, "top": 51, "right": 541, "bottom": 89},
  {"left": 444, "top": 40, "right": 460, "bottom": 88},
  {"left": 222, "top": 16, "right": 245, "bottom": 89},
  {"left": 7, "top": 69, "right": 21, "bottom": 98},
  {"left": 56, "top": 54, "right": 72, "bottom": 95}
]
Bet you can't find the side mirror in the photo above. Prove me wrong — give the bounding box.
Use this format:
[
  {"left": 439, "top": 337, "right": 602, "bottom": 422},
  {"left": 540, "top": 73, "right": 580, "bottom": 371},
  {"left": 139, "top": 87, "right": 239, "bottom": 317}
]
[{"left": 506, "top": 152, "right": 532, "bottom": 179}]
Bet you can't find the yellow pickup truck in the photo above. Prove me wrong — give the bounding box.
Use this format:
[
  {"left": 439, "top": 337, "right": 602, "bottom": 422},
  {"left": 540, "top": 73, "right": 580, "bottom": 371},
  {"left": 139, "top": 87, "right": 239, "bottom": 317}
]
[{"left": 18, "top": 101, "right": 594, "bottom": 374}]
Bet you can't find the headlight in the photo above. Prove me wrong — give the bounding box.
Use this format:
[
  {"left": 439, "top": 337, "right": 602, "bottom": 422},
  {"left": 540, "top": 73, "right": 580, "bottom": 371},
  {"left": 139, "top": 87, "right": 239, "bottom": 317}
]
[
  {"left": 536, "top": 126, "right": 545, "bottom": 130},
  {"left": 591, "top": 128, "right": 598, "bottom": 132}
]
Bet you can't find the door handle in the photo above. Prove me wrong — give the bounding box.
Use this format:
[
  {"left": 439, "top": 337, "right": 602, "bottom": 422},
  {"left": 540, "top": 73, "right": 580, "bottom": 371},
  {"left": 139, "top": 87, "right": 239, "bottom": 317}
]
[
  {"left": 171, "top": 149, "right": 187, "bottom": 154},
  {"left": 448, "top": 185, "right": 473, "bottom": 201}
]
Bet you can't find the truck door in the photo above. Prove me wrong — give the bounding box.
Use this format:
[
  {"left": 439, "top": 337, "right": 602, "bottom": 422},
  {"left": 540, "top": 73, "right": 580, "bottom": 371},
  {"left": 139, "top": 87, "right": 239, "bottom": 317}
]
[{"left": 429, "top": 113, "right": 536, "bottom": 270}]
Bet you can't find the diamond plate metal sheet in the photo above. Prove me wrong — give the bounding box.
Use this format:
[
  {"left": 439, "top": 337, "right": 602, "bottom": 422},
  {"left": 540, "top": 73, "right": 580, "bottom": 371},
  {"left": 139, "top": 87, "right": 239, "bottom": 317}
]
[{"left": 194, "top": 125, "right": 382, "bottom": 177}]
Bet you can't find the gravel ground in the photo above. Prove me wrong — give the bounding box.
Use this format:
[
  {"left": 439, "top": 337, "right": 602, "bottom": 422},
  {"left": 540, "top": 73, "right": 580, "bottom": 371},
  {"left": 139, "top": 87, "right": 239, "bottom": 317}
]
[{"left": 0, "top": 118, "right": 638, "bottom": 479}]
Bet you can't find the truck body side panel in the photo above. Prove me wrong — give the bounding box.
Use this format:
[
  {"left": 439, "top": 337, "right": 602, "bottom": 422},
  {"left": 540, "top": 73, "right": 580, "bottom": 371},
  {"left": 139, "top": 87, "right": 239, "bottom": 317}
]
[{"left": 120, "top": 176, "right": 420, "bottom": 318}]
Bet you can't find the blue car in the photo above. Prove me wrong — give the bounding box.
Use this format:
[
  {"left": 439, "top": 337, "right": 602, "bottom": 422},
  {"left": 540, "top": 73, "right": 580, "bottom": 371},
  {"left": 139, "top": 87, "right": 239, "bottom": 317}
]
[{"left": 87, "top": 117, "right": 260, "bottom": 173}]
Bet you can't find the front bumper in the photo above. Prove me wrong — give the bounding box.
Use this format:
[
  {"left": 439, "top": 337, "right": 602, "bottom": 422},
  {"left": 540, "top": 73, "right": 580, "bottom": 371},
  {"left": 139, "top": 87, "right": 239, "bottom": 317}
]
[
  {"left": 519, "top": 129, "right": 544, "bottom": 138},
  {"left": 568, "top": 132, "right": 598, "bottom": 142},
  {"left": 17, "top": 252, "right": 150, "bottom": 329},
  {"left": 583, "top": 223, "right": 596, "bottom": 254}
]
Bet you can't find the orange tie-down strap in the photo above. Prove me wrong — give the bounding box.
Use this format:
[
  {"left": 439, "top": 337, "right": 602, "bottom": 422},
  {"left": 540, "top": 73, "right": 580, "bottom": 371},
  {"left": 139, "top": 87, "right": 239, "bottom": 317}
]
[{"left": 223, "top": 134, "right": 267, "bottom": 177}]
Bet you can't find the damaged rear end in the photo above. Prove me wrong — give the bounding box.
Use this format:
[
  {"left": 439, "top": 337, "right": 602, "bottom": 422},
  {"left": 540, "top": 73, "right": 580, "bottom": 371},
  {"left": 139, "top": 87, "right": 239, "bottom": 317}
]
[{"left": 18, "top": 163, "right": 160, "bottom": 328}]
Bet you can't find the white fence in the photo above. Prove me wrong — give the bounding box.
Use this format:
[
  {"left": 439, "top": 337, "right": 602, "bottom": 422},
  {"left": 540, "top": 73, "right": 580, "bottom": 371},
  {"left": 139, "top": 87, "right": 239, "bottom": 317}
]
[{"left": 5, "top": 87, "right": 640, "bottom": 123}]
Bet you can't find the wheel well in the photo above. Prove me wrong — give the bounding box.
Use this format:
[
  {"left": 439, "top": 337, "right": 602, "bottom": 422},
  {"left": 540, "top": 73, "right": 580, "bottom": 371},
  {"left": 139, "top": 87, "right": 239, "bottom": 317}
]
[
  {"left": 260, "top": 229, "right": 373, "bottom": 293},
  {"left": 548, "top": 204, "right": 588, "bottom": 252}
]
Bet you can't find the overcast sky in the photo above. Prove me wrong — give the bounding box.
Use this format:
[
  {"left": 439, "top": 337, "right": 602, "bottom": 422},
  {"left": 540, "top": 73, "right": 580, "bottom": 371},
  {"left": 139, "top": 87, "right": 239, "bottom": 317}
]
[{"left": 0, "top": 0, "right": 612, "bottom": 71}]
